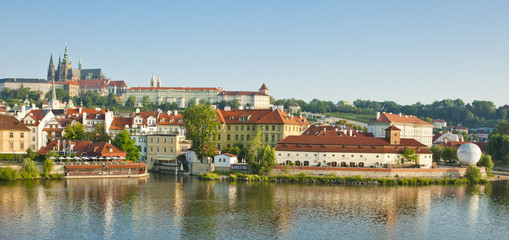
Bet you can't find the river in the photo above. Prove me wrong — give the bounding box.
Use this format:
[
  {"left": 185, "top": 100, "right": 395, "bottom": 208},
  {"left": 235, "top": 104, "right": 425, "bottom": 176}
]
[{"left": 1, "top": 173, "right": 508, "bottom": 239}]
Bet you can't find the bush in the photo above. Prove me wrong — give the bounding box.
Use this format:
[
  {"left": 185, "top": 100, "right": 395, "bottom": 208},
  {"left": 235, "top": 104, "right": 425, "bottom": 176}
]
[
  {"left": 0, "top": 167, "right": 21, "bottom": 181},
  {"left": 20, "top": 158, "right": 40, "bottom": 180},
  {"left": 465, "top": 165, "right": 482, "bottom": 183},
  {"left": 477, "top": 154, "right": 494, "bottom": 177}
]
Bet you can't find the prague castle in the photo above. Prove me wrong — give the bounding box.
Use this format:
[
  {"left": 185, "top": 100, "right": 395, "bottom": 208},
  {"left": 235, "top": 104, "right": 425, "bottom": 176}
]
[{"left": 47, "top": 45, "right": 104, "bottom": 82}]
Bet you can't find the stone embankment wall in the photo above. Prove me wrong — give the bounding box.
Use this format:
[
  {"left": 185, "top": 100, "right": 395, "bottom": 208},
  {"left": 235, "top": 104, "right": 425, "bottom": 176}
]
[
  {"left": 152, "top": 164, "right": 179, "bottom": 173},
  {"left": 190, "top": 162, "right": 214, "bottom": 175},
  {"left": 272, "top": 166, "right": 486, "bottom": 178}
]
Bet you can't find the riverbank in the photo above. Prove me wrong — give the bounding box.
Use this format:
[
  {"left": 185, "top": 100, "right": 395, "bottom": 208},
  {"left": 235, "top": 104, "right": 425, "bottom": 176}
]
[{"left": 199, "top": 172, "right": 488, "bottom": 185}]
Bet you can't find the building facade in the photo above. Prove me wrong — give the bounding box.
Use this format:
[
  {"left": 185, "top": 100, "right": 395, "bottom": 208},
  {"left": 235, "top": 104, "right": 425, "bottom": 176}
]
[
  {"left": 0, "top": 115, "right": 30, "bottom": 153},
  {"left": 368, "top": 112, "right": 433, "bottom": 147},
  {"left": 275, "top": 125, "right": 433, "bottom": 168},
  {"left": 217, "top": 84, "right": 271, "bottom": 109},
  {"left": 215, "top": 108, "right": 310, "bottom": 149}
]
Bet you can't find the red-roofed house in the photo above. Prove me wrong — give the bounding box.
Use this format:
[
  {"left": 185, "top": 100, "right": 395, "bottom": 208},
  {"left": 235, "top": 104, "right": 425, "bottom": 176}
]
[
  {"left": 368, "top": 112, "right": 433, "bottom": 147},
  {"left": 276, "top": 126, "right": 433, "bottom": 168},
  {"left": 215, "top": 108, "right": 309, "bottom": 149},
  {"left": 22, "top": 109, "right": 55, "bottom": 151},
  {"left": 38, "top": 140, "right": 126, "bottom": 158}
]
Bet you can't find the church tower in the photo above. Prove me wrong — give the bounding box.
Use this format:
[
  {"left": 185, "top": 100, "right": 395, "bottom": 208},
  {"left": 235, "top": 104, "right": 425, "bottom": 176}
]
[
  {"left": 150, "top": 74, "right": 156, "bottom": 87},
  {"left": 47, "top": 54, "right": 55, "bottom": 81},
  {"left": 157, "top": 75, "right": 162, "bottom": 87},
  {"left": 259, "top": 83, "right": 269, "bottom": 95},
  {"left": 57, "top": 45, "right": 73, "bottom": 81}
]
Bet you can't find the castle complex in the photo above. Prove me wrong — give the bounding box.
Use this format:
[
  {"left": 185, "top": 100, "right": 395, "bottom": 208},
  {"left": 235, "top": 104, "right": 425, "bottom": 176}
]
[{"left": 47, "top": 46, "right": 104, "bottom": 82}]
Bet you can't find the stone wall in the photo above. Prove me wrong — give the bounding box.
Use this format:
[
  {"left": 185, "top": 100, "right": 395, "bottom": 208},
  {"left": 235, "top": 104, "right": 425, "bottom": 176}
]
[
  {"left": 272, "top": 166, "right": 486, "bottom": 178},
  {"left": 190, "top": 162, "right": 215, "bottom": 175}
]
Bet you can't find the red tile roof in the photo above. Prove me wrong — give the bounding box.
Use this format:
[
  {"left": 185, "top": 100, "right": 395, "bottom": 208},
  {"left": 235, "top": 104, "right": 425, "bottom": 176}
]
[
  {"left": 374, "top": 112, "right": 432, "bottom": 126},
  {"left": 107, "top": 80, "right": 127, "bottom": 87},
  {"left": 259, "top": 83, "right": 268, "bottom": 90},
  {"left": 109, "top": 117, "right": 133, "bottom": 130},
  {"left": 22, "top": 109, "right": 51, "bottom": 125},
  {"left": 276, "top": 135, "right": 430, "bottom": 154},
  {"left": 0, "top": 115, "right": 30, "bottom": 131},
  {"left": 38, "top": 140, "right": 126, "bottom": 157},
  {"left": 216, "top": 109, "right": 308, "bottom": 126},
  {"left": 157, "top": 113, "right": 184, "bottom": 125},
  {"left": 129, "top": 87, "right": 221, "bottom": 91},
  {"left": 302, "top": 125, "right": 372, "bottom": 137},
  {"left": 218, "top": 91, "right": 267, "bottom": 96}
]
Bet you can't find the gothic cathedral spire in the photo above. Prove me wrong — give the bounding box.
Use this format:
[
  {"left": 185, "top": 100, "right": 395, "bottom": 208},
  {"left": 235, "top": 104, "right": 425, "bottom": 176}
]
[
  {"left": 157, "top": 75, "right": 162, "bottom": 87},
  {"left": 47, "top": 54, "right": 55, "bottom": 81}
]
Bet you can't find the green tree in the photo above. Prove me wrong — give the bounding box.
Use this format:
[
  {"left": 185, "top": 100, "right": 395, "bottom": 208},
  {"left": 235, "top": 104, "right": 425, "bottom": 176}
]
[
  {"left": 20, "top": 158, "right": 40, "bottom": 179},
  {"left": 64, "top": 122, "right": 88, "bottom": 140},
  {"left": 112, "top": 130, "right": 140, "bottom": 162},
  {"left": 493, "top": 122, "right": 509, "bottom": 135},
  {"left": 182, "top": 104, "right": 218, "bottom": 162},
  {"left": 142, "top": 96, "right": 151, "bottom": 107},
  {"left": 487, "top": 134, "right": 509, "bottom": 164},
  {"left": 230, "top": 99, "right": 241, "bottom": 110},
  {"left": 125, "top": 95, "right": 136, "bottom": 107},
  {"left": 477, "top": 154, "right": 494, "bottom": 177},
  {"left": 45, "top": 88, "right": 69, "bottom": 102},
  {"left": 43, "top": 158, "right": 55, "bottom": 178},
  {"left": 246, "top": 129, "right": 276, "bottom": 175},
  {"left": 88, "top": 122, "right": 111, "bottom": 143},
  {"left": 430, "top": 145, "right": 444, "bottom": 162},
  {"left": 465, "top": 164, "right": 482, "bottom": 183},
  {"left": 24, "top": 148, "right": 37, "bottom": 160},
  {"left": 401, "top": 148, "right": 417, "bottom": 163}
]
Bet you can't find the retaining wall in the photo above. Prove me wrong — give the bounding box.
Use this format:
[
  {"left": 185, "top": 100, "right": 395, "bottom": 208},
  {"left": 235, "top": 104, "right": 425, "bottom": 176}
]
[{"left": 190, "top": 162, "right": 215, "bottom": 175}]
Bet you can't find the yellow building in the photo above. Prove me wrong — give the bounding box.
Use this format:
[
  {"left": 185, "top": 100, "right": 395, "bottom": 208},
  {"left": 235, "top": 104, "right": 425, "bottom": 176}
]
[
  {"left": 0, "top": 115, "right": 30, "bottom": 154},
  {"left": 146, "top": 134, "right": 189, "bottom": 169},
  {"left": 215, "top": 108, "right": 309, "bottom": 149}
]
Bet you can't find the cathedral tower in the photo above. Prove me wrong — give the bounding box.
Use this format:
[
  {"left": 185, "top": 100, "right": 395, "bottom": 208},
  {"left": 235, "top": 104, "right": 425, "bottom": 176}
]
[
  {"left": 47, "top": 54, "right": 55, "bottom": 81},
  {"left": 150, "top": 74, "right": 156, "bottom": 87}
]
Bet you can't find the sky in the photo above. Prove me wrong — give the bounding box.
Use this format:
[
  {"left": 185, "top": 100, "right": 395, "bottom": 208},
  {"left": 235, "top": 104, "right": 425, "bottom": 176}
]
[{"left": 1, "top": 0, "right": 508, "bottom": 106}]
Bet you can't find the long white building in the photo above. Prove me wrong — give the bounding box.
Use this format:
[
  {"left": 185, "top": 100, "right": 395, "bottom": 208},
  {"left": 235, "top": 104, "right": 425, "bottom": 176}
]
[{"left": 368, "top": 112, "right": 433, "bottom": 147}]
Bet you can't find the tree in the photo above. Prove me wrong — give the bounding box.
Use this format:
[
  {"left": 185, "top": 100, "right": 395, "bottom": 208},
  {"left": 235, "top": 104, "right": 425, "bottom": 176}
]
[
  {"left": 45, "top": 88, "right": 69, "bottom": 102},
  {"left": 401, "top": 148, "right": 417, "bottom": 164},
  {"left": 125, "top": 95, "right": 136, "bottom": 107},
  {"left": 246, "top": 129, "right": 276, "bottom": 175},
  {"left": 487, "top": 134, "right": 509, "bottom": 164},
  {"left": 465, "top": 164, "right": 482, "bottom": 183},
  {"left": 63, "top": 122, "right": 88, "bottom": 140},
  {"left": 477, "top": 154, "right": 494, "bottom": 177},
  {"left": 442, "top": 147, "right": 458, "bottom": 163},
  {"left": 20, "top": 158, "right": 40, "bottom": 179},
  {"left": 89, "top": 122, "right": 111, "bottom": 143},
  {"left": 0, "top": 167, "right": 21, "bottom": 181},
  {"left": 430, "top": 145, "right": 444, "bottom": 162},
  {"left": 142, "top": 96, "right": 151, "bottom": 107},
  {"left": 43, "top": 158, "right": 55, "bottom": 178},
  {"left": 182, "top": 104, "right": 219, "bottom": 162},
  {"left": 24, "top": 148, "right": 37, "bottom": 160},
  {"left": 493, "top": 122, "right": 509, "bottom": 135},
  {"left": 230, "top": 99, "right": 241, "bottom": 110},
  {"left": 112, "top": 130, "right": 140, "bottom": 162}
]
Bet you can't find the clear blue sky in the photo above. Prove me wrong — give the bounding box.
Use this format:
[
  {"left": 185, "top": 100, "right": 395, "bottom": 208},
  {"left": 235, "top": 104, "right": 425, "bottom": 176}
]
[{"left": 1, "top": 0, "right": 508, "bottom": 106}]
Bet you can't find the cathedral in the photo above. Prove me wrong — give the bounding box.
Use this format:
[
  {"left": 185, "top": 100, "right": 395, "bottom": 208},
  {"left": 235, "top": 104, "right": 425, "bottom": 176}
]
[{"left": 47, "top": 46, "right": 104, "bottom": 82}]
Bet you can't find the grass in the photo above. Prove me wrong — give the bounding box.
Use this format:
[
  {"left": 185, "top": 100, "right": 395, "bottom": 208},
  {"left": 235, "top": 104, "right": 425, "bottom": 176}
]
[
  {"left": 324, "top": 112, "right": 376, "bottom": 124},
  {"left": 199, "top": 171, "right": 487, "bottom": 185}
]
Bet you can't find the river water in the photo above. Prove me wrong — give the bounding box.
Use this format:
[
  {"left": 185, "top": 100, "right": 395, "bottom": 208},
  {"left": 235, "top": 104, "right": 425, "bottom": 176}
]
[{"left": 1, "top": 173, "right": 508, "bottom": 240}]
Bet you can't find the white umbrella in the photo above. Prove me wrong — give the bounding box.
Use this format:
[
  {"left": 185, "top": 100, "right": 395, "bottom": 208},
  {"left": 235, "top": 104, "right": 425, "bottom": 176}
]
[
  {"left": 65, "top": 156, "right": 72, "bottom": 160},
  {"left": 49, "top": 156, "right": 56, "bottom": 160},
  {"left": 105, "top": 157, "right": 111, "bottom": 160},
  {"left": 58, "top": 156, "right": 65, "bottom": 160},
  {"left": 119, "top": 157, "right": 126, "bottom": 160},
  {"left": 82, "top": 156, "right": 89, "bottom": 160}
]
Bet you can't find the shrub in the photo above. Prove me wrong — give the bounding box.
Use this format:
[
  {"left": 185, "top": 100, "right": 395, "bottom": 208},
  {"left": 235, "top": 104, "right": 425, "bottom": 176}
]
[
  {"left": 465, "top": 164, "right": 482, "bottom": 183},
  {"left": 0, "top": 167, "right": 21, "bottom": 181},
  {"left": 477, "top": 154, "right": 494, "bottom": 177},
  {"left": 20, "top": 158, "right": 40, "bottom": 179}
]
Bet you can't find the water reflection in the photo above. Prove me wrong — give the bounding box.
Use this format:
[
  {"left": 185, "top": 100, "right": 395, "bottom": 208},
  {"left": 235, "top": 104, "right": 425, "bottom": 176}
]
[{"left": 1, "top": 175, "right": 508, "bottom": 239}]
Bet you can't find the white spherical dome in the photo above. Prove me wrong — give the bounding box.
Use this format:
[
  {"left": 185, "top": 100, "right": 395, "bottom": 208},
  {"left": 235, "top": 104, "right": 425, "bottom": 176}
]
[{"left": 457, "top": 143, "right": 482, "bottom": 165}]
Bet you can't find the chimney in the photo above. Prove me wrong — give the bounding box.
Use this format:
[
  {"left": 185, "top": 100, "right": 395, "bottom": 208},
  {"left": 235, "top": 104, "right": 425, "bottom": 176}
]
[
  {"left": 167, "top": 110, "right": 171, "bottom": 115},
  {"left": 136, "top": 108, "right": 140, "bottom": 114},
  {"left": 349, "top": 129, "right": 353, "bottom": 136},
  {"left": 399, "top": 113, "right": 402, "bottom": 117},
  {"left": 174, "top": 110, "right": 178, "bottom": 115},
  {"left": 79, "top": 107, "right": 82, "bottom": 114},
  {"left": 376, "top": 112, "right": 380, "bottom": 119}
]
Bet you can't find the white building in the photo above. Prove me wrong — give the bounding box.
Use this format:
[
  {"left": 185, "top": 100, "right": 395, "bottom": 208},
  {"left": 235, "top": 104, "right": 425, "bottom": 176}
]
[
  {"left": 432, "top": 119, "right": 447, "bottom": 129},
  {"left": 213, "top": 153, "right": 239, "bottom": 171},
  {"left": 217, "top": 84, "right": 271, "bottom": 109},
  {"left": 276, "top": 126, "right": 433, "bottom": 168},
  {"left": 22, "top": 109, "right": 55, "bottom": 151},
  {"left": 368, "top": 112, "right": 433, "bottom": 147}
]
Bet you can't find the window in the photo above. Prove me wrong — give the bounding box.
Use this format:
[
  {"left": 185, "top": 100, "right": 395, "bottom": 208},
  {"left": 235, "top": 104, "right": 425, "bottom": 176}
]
[
  {"left": 164, "top": 148, "right": 167, "bottom": 152},
  {"left": 157, "top": 147, "right": 160, "bottom": 152},
  {"left": 247, "top": 135, "right": 250, "bottom": 141},
  {"left": 157, "top": 138, "right": 160, "bottom": 143},
  {"left": 227, "top": 134, "right": 231, "bottom": 140},
  {"left": 20, "top": 142, "right": 24, "bottom": 149},
  {"left": 272, "top": 126, "right": 275, "bottom": 131},
  {"left": 236, "top": 126, "right": 239, "bottom": 130},
  {"left": 235, "top": 135, "right": 238, "bottom": 141},
  {"left": 164, "top": 138, "right": 167, "bottom": 143},
  {"left": 150, "top": 138, "right": 154, "bottom": 143},
  {"left": 150, "top": 147, "right": 153, "bottom": 152},
  {"left": 265, "top": 126, "right": 269, "bottom": 131},
  {"left": 227, "top": 126, "right": 231, "bottom": 130},
  {"left": 20, "top": 133, "right": 24, "bottom": 138},
  {"left": 9, "top": 142, "right": 13, "bottom": 149},
  {"left": 9, "top": 132, "right": 13, "bottom": 138}
]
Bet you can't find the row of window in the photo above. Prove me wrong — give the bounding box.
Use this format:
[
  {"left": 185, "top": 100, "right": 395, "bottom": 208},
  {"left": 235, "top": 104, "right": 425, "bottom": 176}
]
[
  {"left": 8, "top": 142, "right": 24, "bottom": 149},
  {"left": 149, "top": 147, "right": 174, "bottom": 153},
  {"left": 149, "top": 137, "right": 174, "bottom": 143},
  {"left": 9, "top": 132, "right": 24, "bottom": 138}
]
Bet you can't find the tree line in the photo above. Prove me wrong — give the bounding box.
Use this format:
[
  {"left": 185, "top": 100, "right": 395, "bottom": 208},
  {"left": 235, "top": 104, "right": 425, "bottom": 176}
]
[{"left": 274, "top": 98, "right": 508, "bottom": 127}]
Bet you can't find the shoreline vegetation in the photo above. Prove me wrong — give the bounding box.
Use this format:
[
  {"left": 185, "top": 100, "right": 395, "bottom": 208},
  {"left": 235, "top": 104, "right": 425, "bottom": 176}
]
[{"left": 199, "top": 171, "right": 488, "bottom": 185}]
